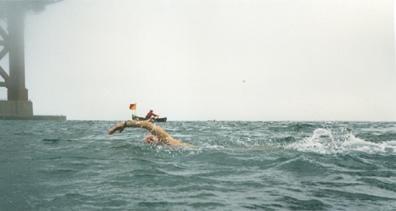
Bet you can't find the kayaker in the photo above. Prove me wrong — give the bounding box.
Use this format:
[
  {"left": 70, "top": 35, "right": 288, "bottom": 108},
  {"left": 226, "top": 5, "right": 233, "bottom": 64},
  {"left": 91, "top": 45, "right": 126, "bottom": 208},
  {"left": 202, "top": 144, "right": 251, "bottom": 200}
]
[{"left": 145, "top": 109, "right": 159, "bottom": 120}]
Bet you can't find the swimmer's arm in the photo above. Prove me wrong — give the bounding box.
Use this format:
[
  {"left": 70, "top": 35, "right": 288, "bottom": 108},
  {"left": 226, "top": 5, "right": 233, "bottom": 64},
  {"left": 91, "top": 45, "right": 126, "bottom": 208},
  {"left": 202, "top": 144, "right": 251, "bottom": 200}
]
[
  {"left": 108, "top": 120, "right": 141, "bottom": 135},
  {"left": 108, "top": 122, "right": 124, "bottom": 135},
  {"left": 108, "top": 120, "right": 193, "bottom": 147},
  {"left": 108, "top": 120, "right": 157, "bottom": 134}
]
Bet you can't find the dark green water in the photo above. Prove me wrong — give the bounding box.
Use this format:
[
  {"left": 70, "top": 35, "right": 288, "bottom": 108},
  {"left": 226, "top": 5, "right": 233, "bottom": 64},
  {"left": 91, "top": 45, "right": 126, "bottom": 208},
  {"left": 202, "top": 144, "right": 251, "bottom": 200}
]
[{"left": 0, "top": 121, "right": 395, "bottom": 210}]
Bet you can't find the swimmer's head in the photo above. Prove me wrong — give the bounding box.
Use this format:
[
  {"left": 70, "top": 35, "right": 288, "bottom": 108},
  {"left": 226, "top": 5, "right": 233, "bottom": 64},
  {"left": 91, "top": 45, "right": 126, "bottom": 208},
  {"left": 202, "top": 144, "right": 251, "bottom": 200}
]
[{"left": 144, "top": 135, "right": 158, "bottom": 144}]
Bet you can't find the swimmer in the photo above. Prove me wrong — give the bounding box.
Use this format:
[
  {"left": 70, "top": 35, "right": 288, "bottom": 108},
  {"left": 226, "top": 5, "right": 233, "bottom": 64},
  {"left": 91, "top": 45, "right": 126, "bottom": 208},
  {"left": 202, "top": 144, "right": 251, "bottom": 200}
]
[{"left": 108, "top": 120, "right": 192, "bottom": 147}]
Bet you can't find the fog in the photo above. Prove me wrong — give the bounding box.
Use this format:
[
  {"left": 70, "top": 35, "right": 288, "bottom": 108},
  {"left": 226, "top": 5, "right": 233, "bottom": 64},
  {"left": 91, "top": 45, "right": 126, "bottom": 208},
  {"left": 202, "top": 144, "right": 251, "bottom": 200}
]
[{"left": 1, "top": 0, "right": 395, "bottom": 121}]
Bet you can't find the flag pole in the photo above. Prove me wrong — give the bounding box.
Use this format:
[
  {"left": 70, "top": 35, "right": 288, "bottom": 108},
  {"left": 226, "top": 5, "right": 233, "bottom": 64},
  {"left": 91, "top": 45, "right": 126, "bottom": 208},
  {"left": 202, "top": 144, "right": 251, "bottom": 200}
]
[{"left": 129, "top": 103, "right": 137, "bottom": 119}]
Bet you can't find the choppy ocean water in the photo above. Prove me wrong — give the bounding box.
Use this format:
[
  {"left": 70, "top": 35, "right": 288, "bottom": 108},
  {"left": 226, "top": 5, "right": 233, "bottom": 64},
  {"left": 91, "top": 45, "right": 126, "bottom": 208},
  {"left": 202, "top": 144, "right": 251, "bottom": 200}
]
[{"left": 0, "top": 120, "right": 395, "bottom": 210}]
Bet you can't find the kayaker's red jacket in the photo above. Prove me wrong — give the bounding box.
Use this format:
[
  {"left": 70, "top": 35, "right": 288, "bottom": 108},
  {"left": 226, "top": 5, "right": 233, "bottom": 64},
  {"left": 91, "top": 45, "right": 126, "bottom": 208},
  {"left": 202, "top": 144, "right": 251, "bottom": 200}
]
[{"left": 145, "top": 111, "right": 158, "bottom": 119}]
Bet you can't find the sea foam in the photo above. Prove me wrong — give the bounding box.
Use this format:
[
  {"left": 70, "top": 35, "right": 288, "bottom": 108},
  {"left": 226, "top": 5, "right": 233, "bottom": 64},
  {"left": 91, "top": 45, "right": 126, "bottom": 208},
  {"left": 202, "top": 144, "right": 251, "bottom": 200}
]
[{"left": 287, "top": 128, "right": 396, "bottom": 154}]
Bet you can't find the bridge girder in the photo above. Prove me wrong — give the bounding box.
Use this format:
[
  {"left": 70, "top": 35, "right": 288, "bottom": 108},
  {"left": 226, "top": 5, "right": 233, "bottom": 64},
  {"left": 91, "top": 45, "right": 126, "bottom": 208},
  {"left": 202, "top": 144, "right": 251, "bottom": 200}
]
[
  {"left": 0, "top": 17, "right": 9, "bottom": 85},
  {"left": 0, "top": 25, "right": 8, "bottom": 40},
  {"left": 0, "top": 20, "right": 9, "bottom": 89},
  {"left": 0, "top": 46, "right": 8, "bottom": 59},
  {"left": 0, "top": 66, "right": 9, "bottom": 84}
]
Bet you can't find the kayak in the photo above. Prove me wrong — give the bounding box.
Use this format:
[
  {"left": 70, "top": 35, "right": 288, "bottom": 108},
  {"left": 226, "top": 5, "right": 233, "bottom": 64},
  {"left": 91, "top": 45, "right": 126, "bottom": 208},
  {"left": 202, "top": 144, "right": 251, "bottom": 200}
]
[{"left": 132, "top": 115, "right": 167, "bottom": 122}]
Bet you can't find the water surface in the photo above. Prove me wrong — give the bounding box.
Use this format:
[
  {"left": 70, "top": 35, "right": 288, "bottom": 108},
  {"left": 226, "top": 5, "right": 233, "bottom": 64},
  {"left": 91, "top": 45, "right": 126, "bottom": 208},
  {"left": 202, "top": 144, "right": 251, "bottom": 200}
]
[{"left": 0, "top": 121, "right": 395, "bottom": 210}]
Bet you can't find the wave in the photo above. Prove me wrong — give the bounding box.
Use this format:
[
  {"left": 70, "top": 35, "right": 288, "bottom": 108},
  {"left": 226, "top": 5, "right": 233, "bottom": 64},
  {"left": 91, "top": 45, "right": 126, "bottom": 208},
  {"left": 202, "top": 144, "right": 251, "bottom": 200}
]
[
  {"left": 42, "top": 138, "right": 73, "bottom": 143},
  {"left": 355, "top": 132, "right": 396, "bottom": 143},
  {"left": 286, "top": 128, "right": 396, "bottom": 154}
]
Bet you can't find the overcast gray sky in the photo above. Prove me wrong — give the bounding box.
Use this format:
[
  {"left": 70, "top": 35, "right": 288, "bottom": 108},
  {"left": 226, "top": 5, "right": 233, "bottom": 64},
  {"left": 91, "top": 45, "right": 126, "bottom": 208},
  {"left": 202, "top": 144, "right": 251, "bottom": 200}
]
[{"left": 1, "top": 0, "right": 395, "bottom": 121}]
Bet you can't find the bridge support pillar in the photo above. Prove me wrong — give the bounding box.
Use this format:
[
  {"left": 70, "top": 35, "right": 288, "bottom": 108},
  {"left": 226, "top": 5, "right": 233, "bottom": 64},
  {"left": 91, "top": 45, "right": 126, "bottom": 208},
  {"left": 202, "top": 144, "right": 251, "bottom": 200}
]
[
  {"left": 0, "top": 6, "right": 33, "bottom": 118},
  {"left": 0, "top": 1, "right": 65, "bottom": 120}
]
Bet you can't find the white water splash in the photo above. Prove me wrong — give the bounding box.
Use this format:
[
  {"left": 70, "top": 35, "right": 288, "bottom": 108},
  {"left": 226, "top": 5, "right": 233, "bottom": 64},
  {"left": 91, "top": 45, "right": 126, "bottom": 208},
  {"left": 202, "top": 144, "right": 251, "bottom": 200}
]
[{"left": 287, "top": 128, "right": 396, "bottom": 154}]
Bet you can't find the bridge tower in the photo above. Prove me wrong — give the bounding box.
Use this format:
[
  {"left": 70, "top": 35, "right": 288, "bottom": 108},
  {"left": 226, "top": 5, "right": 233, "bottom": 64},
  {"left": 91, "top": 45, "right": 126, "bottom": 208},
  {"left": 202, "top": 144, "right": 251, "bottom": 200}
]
[{"left": 0, "top": 0, "right": 65, "bottom": 120}]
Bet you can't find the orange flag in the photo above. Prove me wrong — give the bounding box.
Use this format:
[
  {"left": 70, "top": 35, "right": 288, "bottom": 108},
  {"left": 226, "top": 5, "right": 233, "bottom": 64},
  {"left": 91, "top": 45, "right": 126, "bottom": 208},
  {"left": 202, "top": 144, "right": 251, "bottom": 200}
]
[{"left": 129, "top": 103, "right": 137, "bottom": 111}]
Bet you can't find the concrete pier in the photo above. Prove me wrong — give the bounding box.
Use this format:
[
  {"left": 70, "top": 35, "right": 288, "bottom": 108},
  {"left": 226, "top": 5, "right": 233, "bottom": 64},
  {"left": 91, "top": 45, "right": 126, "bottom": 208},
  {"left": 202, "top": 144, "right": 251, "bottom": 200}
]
[
  {"left": 0, "top": 100, "right": 33, "bottom": 117},
  {"left": 0, "top": 100, "right": 66, "bottom": 120}
]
